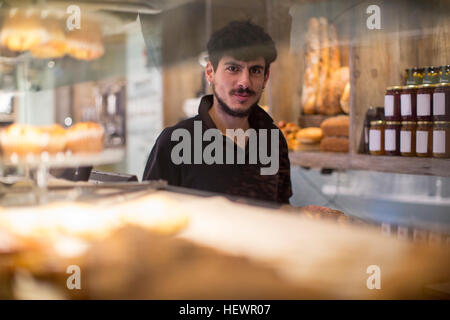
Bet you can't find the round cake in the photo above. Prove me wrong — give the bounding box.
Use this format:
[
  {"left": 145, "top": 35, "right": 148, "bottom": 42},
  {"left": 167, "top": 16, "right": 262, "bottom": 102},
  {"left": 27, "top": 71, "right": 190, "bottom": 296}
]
[{"left": 66, "top": 122, "right": 105, "bottom": 153}]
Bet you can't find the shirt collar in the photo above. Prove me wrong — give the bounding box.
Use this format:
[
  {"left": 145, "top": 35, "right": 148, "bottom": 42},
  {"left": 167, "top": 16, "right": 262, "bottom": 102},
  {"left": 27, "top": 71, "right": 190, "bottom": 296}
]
[{"left": 198, "top": 94, "right": 274, "bottom": 129}]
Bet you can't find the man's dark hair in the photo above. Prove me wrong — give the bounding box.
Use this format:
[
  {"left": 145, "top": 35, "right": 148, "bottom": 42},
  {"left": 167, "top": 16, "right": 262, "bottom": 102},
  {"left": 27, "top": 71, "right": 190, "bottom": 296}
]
[{"left": 207, "top": 20, "right": 277, "bottom": 74}]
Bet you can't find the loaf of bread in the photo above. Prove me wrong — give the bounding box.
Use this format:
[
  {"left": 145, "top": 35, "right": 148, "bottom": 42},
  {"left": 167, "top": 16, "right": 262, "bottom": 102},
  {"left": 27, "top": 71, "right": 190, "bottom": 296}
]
[
  {"left": 296, "top": 127, "right": 323, "bottom": 144},
  {"left": 315, "top": 17, "right": 329, "bottom": 114},
  {"left": 320, "top": 136, "right": 349, "bottom": 152},
  {"left": 324, "top": 66, "right": 349, "bottom": 115},
  {"left": 301, "top": 18, "right": 320, "bottom": 115},
  {"left": 340, "top": 81, "right": 350, "bottom": 114},
  {"left": 320, "top": 115, "right": 349, "bottom": 137}
]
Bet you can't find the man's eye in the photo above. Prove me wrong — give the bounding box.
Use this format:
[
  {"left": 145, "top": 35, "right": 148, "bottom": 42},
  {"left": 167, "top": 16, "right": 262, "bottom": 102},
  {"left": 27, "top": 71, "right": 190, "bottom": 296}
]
[
  {"left": 250, "top": 68, "right": 262, "bottom": 75},
  {"left": 227, "top": 66, "right": 239, "bottom": 72}
]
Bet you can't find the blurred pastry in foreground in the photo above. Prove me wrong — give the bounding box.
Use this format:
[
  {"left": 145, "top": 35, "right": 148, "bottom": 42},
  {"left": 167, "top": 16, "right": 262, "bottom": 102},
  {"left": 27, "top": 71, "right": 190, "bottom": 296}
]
[
  {"left": 0, "top": 8, "right": 48, "bottom": 52},
  {"left": 66, "top": 122, "right": 105, "bottom": 153},
  {"left": 65, "top": 18, "right": 104, "bottom": 61}
]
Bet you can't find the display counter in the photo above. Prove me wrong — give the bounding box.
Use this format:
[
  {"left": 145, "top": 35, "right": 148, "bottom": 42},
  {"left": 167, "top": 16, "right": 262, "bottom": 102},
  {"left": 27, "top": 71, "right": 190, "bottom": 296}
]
[{"left": 0, "top": 182, "right": 448, "bottom": 299}]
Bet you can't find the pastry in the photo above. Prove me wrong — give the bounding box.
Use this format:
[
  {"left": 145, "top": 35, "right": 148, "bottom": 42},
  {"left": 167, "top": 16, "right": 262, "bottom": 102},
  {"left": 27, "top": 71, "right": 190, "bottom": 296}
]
[
  {"left": 65, "top": 18, "right": 104, "bottom": 61},
  {"left": 301, "top": 18, "right": 320, "bottom": 114},
  {"left": 66, "top": 122, "right": 104, "bottom": 153},
  {"left": 30, "top": 15, "right": 67, "bottom": 59},
  {"left": 0, "top": 8, "right": 48, "bottom": 52},
  {"left": 40, "top": 124, "right": 67, "bottom": 154},
  {"left": 320, "top": 115, "right": 349, "bottom": 137},
  {"left": 320, "top": 136, "right": 349, "bottom": 152},
  {"left": 296, "top": 127, "right": 323, "bottom": 144},
  {"left": 0, "top": 124, "right": 48, "bottom": 157}
]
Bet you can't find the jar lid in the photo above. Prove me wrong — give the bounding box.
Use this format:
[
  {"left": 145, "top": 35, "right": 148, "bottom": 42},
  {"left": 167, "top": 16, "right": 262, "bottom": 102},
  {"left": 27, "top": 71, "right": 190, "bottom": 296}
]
[
  {"left": 386, "top": 121, "right": 401, "bottom": 125},
  {"left": 405, "top": 85, "right": 419, "bottom": 89},
  {"left": 418, "top": 84, "right": 436, "bottom": 88},
  {"left": 436, "top": 82, "right": 450, "bottom": 87},
  {"left": 386, "top": 86, "right": 402, "bottom": 90},
  {"left": 434, "top": 121, "right": 450, "bottom": 125},
  {"left": 370, "top": 120, "right": 385, "bottom": 125},
  {"left": 401, "top": 121, "right": 417, "bottom": 125},
  {"left": 417, "top": 121, "right": 432, "bottom": 125}
]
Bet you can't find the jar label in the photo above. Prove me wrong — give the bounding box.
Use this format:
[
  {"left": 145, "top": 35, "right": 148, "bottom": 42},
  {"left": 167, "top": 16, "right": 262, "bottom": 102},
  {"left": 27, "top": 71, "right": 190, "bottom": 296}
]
[
  {"left": 433, "top": 92, "right": 445, "bottom": 116},
  {"left": 385, "top": 95, "right": 394, "bottom": 116},
  {"left": 401, "top": 94, "right": 412, "bottom": 116},
  {"left": 400, "top": 131, "right": 411, "bottom": 153},
  {"left": 397, "top": 226, "right": 409, "bottom": 240},
  {"left": 416, "top": 131, "right": 428, "bottom": 154},
  {"left": 417, "top": 94, "right": 431, "bottom": 116},
  {"left": 433, "top": 130, "right": 446, "bottom": 154},
  {"left": 385, "top": 129, "right": 396, "bottom": 151},
  {"left": 369, "top": 129, "right": 381, "bottom": 151}
]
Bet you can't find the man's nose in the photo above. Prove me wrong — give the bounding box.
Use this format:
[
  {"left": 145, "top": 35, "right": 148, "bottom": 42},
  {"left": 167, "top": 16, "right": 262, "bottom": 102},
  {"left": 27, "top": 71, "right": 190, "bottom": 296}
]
[{"left": 237, "top": 69, "right": 251, "bottom": 88}]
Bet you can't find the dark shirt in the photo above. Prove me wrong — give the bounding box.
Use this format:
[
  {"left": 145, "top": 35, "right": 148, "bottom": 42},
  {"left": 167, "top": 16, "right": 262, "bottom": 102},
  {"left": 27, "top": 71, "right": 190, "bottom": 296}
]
[{"left": 142, "top": 95, "right": 292, "bottom": 204}]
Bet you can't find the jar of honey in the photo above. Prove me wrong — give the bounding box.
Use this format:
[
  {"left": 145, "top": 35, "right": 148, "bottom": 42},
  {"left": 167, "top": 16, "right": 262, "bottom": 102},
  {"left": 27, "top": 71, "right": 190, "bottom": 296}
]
[
  {"left": 416, "top": 121, "right": 433, "bottom": 157},
  {"left": 416, "top": 84, "right": 435, "bottom": 121},
  {"left": 438, "top": 65, "right": 449, "bottom": 83},
  {"left": 400, "top": 85, "right": 418, "bottom": 121},
  {"left": 384, "top": 121, "right": 401, "bottom": 156},
  {"left": 385, "top": 86, "right": 401, "bottom": 121},
  {"left": 400, "top": 121, "right": 416, "bottom": 156},
  {"left": 414, "top": 68, "right": 425, "bottom": 85},
  {"left": 433, "top": 121, "right": 450, "bottom": 158},
  {"left": 369, "top": 120, "right": 385, "bottom": 155},
  {"left": 433, "top": 83, "right": 450, "bottom": 121},
  {"left": 423, "top": 66, "right": 439, "bottom": 84}
]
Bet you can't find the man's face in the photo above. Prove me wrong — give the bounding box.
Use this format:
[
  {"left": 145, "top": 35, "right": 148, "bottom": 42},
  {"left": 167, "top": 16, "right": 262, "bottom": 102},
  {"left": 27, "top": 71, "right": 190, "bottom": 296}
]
[{"left": 206, "top": 56, "right": 269, "bottom": 117}]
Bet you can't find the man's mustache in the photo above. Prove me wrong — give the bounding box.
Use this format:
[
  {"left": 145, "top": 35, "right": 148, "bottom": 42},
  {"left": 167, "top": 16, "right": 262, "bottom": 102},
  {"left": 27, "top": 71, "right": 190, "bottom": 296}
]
[{"left": 230, "top": 87, "right": 255, "bottom": 96}]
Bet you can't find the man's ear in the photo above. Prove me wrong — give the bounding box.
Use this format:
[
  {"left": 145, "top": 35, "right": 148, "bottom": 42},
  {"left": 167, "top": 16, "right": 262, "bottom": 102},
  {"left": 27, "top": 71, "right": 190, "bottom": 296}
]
[
  {"left": 263, "top": 66, "right": 270, "bottom": 88},
  {"left": 205, "top": 62, "right": 214, "bottom": 84}
]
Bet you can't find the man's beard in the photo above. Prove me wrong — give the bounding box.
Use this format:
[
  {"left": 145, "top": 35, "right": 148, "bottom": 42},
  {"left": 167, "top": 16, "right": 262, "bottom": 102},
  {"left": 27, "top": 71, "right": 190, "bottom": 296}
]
[{"left": 212, "top": 84, "right": 260, "bottom": 118}]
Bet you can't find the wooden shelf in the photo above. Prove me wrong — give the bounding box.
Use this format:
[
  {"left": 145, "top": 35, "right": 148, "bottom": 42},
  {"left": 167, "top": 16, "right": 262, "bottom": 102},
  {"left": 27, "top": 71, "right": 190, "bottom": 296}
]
[{"left": 289, "top": 151, "right": 450, "bottom": 177}]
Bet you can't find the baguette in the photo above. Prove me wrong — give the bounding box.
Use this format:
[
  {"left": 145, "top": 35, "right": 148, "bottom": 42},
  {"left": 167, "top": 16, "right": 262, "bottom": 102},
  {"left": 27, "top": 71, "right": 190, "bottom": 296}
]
[
  {"left": 301, "top": 18, "right": 320, "bottom": 115},
  {"left": 315, "top": 17, "right": 330, "bottom": 115},
  {"left": 328, "top": 24, "right": 341, "bottom": 72}
]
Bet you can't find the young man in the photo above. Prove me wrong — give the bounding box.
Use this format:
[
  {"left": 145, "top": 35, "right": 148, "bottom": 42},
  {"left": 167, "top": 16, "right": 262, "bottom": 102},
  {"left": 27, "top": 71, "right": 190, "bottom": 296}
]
[{"left": 143, "top": 20, "right": 292, "bottom": 204}]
